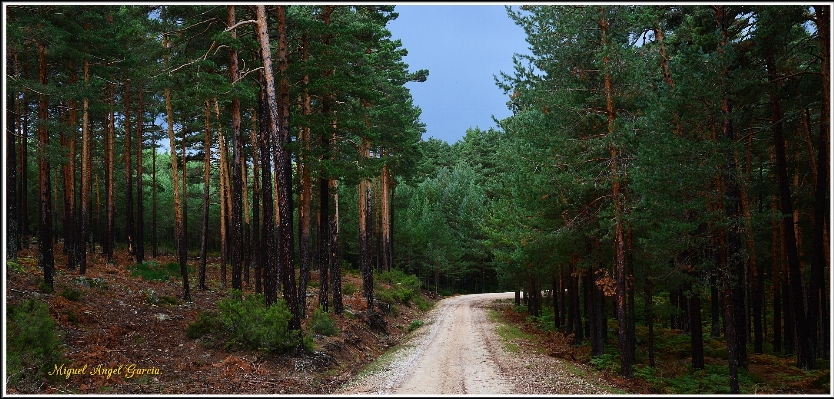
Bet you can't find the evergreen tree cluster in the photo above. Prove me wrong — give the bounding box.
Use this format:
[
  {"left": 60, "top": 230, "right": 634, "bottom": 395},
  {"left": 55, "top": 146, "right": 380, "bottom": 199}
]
[{"left": 6, "top": 5, "right": 427, "bottom": 334}]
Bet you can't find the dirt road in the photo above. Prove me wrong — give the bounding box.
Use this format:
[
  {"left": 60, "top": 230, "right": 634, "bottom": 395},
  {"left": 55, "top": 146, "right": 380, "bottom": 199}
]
[{"left": 337, "top": 292, "right": 617, "bottom": 395}]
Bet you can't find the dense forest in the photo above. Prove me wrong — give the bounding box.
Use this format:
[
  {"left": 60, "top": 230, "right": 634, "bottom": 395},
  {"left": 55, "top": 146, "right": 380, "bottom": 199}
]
[{"left": 5, "top": 4, "right": 830, "bottom": 394}]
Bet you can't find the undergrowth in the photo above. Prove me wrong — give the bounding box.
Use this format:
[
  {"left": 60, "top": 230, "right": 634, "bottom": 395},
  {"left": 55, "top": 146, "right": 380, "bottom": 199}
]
[
  {"left": 6, "top": 299, "right": 66, "bottom": 393},
  {"left": 186, "top": 290, "right": 311, "bottom": 354},
  {"left": 375, "top": 269, "right": 430, "bottom": 311},
  {"left": 130, "top": 261, "right": 194, "bottom": 281},
  {"left": 309, "top": 307, "right": 339, "bottom": 336}
]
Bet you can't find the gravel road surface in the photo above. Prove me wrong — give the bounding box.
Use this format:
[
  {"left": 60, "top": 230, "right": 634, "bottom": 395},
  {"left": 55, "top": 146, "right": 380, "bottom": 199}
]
[{"left": 337, "top": 292, "right": 617, "bottom": 395}]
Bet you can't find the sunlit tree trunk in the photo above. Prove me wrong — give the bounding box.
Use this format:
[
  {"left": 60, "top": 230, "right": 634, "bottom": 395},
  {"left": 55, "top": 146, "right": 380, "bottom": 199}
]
[
  {"left": 215, "top": 98, "right": 230, "bottom": 289},
  {"left": 381, "top": 161, "right": 392, "bottom": 272},
  {"left": 359, "top": 137, "right": 374, "bottom": 311},
  {"left": 164, "top": 29, "right": 191, "bottom": 302},
  {"left": 229, "top": 5, "right": 244, "bottom": 291}
]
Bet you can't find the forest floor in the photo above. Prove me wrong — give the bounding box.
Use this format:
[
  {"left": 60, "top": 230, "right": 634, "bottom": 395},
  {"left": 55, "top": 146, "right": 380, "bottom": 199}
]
[
  {"left": 6, "top": 245, "right": 438, "bottom": 394},
  {"left": 5, "top": 244, "right": 831, "bottom": 395}
]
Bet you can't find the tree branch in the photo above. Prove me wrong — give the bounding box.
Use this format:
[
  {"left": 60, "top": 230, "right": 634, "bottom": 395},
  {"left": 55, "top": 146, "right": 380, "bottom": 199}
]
[{"left": 225, "top": 19, "right": 258, "bottom": 32}]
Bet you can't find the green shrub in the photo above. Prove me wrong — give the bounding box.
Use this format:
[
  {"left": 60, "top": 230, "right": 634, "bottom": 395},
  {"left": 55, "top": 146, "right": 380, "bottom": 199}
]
[
  {"left": 589, "top": 352, "right": 619, "bottom": 372},
  {"left": 375, "top": 269, "right": 423, "bottom": 306},
  {"left": 186, "top": 311, "right": 220, "bottom": 339},
  {"left": 415, "top": 295, "right": 430, "bottom": 311},
  {"left": 130, "top": 262, "right": 193, "bottom": 281},
  {"left": 216, "top": 290, "right": 300, "bottom": 353},
  {"left": 6, "top": 299, "right": 66, "bottom": 392},
  {"left": 342, "top": 282, "right": 357, "bottom": 296},
  {"left": 407, "top": 319, "right": 424, "bottom": 332},
  {"left": 310, "top": 307, "right": 339, "bottom": 336},
  {"left": 159, "top": 295, "right": 180, "bottom": 306},
  {"left": 59, "top": 287, "right": 84, "bottom": 302}
]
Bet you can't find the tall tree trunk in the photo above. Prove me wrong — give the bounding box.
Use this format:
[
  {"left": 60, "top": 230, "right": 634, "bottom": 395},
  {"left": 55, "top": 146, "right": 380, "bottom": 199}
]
[
  {"left": 135, "top": 81, "right": 145, "bottom": 264},
  {"left": 164, "top": 30, "right": 191, "bottom": 302},
  {"left": 181, "top": 117, "right": 189, "bottom": 263},
  {"left": 216, "top": 99, "right": 230, "bottom": 289},
  {"left": 317, "top": 5, "right": 335, "bottom": 312},
  {"left": 124, "top": 79, "right": 134, "bottom": 258},
  {"left": 255, "top": 6, "right": 295, "bottom": 323},
  {"left": 808, "top": 4, "right": 829, "bottom": 361},
  {"left": 381, "top": 162, "right": 392, "bottom": 272},
  {"left": 359, "top": 137, "right": 374, "bottom": 311},
  {"left": 105, "top": 81, "right": 115, "bottom": 264},
  {"left": 319, "top": 170, "right": 330, "bottom": 312},
  {"left": 199, "top": 99, "right": 211, "bottom": 290},
  {"left": 229, "top": 5, "right": 244, "bottom": 291},
  {"left": 15, "top": 53, "right": 28, "bottom": 251},
  {"left": 243, "top": 157, "right": 251, "bottom": 286},
  {"left": 152, "top": 127, "right": 157, "bottom": 259},
  {"left": 250, "top": 107, "right": 261, "bottom": 294},
  {"left": 771, "top": 190, "right": 782, "bottom": 353},
  {"left": 600, "top": 8, "right": 631, "bottom": 377},
  {"left": 7, "top": 49, "right": 18, "bottom": 261},
  {"left": 80, "top": 59, "right": 90, "bottom": 274},
  {"left": 37, "top": 41, "right": 54, "bottom": 290},
  {"left": 63, "top": 64, "right": 78, "bottom": 270},
  {"left": 766, "top": 50, "right": 813, "bottom": 370},
  {"left": 330, "top": 177, "right": 343, "bottom": 315},
  {"left": 740, "top": 134, "right": 763, "bottom": 354},
  {"left": 715, "top": 6, "right": 744, "bottom": 392},
  {"left": 275, "top": 4, "right": 300, "bottom": 330},
  {"left": 297, "top": 33, "right": 312, "bottom": 316},
  {"left": 258, "top": 72, "right": 275, "bottom": 298}
]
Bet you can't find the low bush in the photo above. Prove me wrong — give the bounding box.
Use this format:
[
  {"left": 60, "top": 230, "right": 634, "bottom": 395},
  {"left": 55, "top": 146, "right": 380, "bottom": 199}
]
[
  {"left": 216, "top": 290, "right": 301, "bottom": 353},
  {"left": 407, "top": 319, "right": 424, "bottom": 332},
  {"left": 342, "top": 282, "right": 357, "bottom": 296},
  {"left": 309, "top": 307, "right": 339, "bottom": 336},
  {"left": 6, "top": 299, "right": 66, "bottom": 392},
  {"left": 130, "top": 261, "right": 193, "bottom": 281},
  {"left": 59, "top": 287, "right": 84, "bottom": 302},
  {"left": 186, "top": 311, "right": 220, "bottom": 340},
  {"left": 375, "top": 269, "right": 423, "bottom": 307}
]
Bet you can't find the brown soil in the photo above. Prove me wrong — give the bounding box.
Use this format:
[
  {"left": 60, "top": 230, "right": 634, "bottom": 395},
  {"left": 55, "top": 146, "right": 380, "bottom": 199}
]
[{"left": 6, "top": 245, "right": 435, "bottom": 395}]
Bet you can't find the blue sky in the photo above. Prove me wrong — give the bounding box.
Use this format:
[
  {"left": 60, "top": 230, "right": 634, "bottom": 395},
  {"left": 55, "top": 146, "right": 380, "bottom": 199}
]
[{"left": 386, "top": 5, "right": 530, "bottom": 144}]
